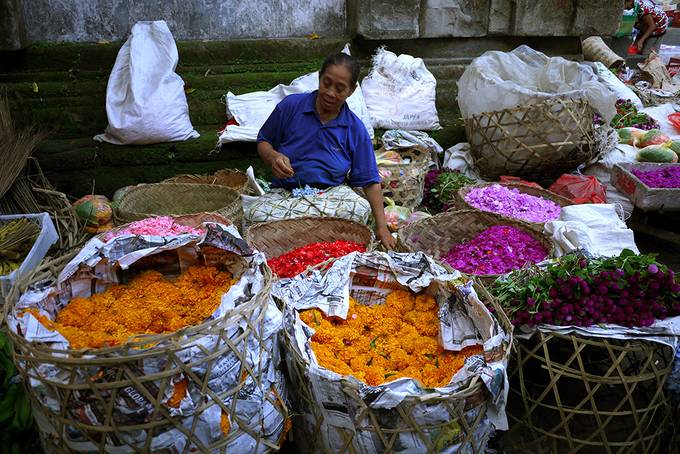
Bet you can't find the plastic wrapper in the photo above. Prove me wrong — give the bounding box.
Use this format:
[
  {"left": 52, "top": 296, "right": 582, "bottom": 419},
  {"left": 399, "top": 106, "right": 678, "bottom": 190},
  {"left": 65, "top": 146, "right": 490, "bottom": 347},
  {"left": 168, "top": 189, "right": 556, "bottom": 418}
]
[
  {"left": 384, "top": 197, "right": 411, "bottom": 232},
  {"left": 7, "top": 223, "right": 288, "bottom": 453},
  {"left": 548, "top": 174, "right": 607, "bottom": 204}
]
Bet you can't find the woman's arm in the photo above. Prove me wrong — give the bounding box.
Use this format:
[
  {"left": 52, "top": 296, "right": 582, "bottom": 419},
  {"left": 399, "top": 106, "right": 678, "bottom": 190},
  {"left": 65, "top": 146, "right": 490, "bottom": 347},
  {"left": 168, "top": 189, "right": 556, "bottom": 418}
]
[
  {"left": 364, "top": 183, "right": 396, "bottom": 250},
  {"left": 257, "top": 141, "right": 294, "bottom": 179},
  {"left": 636, "top": 14, "right": 657, "bottom": 50}
]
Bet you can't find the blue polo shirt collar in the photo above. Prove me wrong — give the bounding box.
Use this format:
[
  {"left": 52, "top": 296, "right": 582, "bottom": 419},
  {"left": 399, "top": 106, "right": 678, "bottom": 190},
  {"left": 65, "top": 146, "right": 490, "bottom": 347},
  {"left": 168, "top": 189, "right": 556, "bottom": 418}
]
[{"left": 303, "top": 91, "right": 350, "bottom": 127}]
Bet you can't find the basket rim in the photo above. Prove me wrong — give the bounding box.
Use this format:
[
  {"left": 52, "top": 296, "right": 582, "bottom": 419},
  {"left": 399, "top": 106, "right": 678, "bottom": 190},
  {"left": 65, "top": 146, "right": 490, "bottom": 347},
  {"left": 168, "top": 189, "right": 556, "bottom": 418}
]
[
  {"left": 463, "top": 96, "right": 593, "bottom": 121},
  {"left": 397, "top": 208, "right": 555, "bottom": 280},
  {"left": 245, "top": 216, "right": 374, "bottom": 257}
]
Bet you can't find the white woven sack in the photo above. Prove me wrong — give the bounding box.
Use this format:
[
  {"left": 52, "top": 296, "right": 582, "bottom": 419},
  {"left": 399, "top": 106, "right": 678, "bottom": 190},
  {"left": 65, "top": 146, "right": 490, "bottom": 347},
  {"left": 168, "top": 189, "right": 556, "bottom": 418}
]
[
  {"left": 361, "top": 48, "right": 440, "bottom": 130},
  {"left": 94, "top": 21, "right": 199, "bottom": 145}
]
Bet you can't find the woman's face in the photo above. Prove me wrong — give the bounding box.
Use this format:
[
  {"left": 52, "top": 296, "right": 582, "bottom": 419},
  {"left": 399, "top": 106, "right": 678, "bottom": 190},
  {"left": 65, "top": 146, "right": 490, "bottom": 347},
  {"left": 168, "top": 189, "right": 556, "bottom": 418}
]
[{"left": 318, "top": 64, "right": 355, "bottom": 113}]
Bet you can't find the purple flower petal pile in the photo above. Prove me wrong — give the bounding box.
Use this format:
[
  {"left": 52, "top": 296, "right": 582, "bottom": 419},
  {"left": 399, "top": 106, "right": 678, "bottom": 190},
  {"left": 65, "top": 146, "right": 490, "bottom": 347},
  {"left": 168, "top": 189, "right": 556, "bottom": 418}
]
[
  {"left": 631, "top": 166, "right": 680, "bottom": 188},
  {"left": 464, "top": 184, "right": 561, "bottom": 223},
  {"left": 442, "top": 225, "right": 549, "bottom": 275}
]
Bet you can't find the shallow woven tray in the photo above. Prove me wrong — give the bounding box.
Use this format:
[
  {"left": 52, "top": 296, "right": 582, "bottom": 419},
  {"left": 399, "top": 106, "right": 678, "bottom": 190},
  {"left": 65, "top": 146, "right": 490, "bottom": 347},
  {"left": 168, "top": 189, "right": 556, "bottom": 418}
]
[
  {"left": 114, "top": 182, "right": 242, "bottom": 227},
  {"left": 397, "top": 209, "right": 554, "bottom": 282},
  {"left": 465, "top": 98, "right": 597, "bottom": 182},
  {"left": 162, "top": 168, "right": 250, "bottom": 194},
  {"left": 456, "top": 182, "right": 574, "bottom": 224},
  {"left": 245, "top": 216, "right": 373, "bottom": 259}
]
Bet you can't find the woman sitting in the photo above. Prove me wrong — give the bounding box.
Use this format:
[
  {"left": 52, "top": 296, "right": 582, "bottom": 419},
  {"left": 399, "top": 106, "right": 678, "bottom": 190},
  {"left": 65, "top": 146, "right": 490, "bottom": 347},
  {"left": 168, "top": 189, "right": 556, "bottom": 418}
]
[{"left": 250, "top": 52, "right": 395, "bottom": 249}]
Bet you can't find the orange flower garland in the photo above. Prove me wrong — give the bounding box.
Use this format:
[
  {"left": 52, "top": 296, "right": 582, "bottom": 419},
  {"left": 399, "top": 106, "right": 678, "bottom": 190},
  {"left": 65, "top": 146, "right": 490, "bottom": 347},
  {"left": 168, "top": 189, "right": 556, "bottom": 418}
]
[
  {"left": 299, "top": 289, "right": 483, "bottom": 387},
  {"left": 27, "top": 266, "right": 235, "bottom": 349}
]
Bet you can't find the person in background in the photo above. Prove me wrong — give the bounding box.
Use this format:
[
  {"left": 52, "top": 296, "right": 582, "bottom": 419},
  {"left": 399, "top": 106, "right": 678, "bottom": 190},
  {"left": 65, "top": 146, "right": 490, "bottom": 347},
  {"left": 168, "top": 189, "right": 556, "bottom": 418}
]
[
  {"left": 256, "top": 52, "right": 395, "bottom": 249},
  {"left": 625, "top": 0, "right": 669, "bottom": 55}
]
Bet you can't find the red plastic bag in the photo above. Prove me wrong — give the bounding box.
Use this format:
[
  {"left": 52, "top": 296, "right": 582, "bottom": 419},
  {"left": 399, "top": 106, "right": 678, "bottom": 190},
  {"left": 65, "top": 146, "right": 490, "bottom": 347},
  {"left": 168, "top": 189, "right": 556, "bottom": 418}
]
[
  {"left": 668, "top": 112, "right": 680, "bottom": 133},
  {"left": 499, "top": 175, "right": 543, "bottom": 189},
  {"left": 548, "top": 174, "right": 607, "bottom": 204}
]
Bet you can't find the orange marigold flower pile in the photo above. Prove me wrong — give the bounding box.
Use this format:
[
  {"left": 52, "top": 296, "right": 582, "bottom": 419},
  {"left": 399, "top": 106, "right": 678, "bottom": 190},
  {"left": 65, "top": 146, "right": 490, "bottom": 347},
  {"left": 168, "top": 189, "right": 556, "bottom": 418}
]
[
  {"left": 27, "top": 266, "right": 235, "bottom": 349},
  {"left": 299, "top": 289, "right": 483, "bottom": 387}
]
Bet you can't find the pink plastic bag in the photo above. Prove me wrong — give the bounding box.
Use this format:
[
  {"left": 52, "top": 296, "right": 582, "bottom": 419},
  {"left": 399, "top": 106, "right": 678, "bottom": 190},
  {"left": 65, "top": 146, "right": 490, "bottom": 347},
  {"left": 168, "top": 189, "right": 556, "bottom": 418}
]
[{"left": 548, "top": 174, "right": 607, "bottom": 204}]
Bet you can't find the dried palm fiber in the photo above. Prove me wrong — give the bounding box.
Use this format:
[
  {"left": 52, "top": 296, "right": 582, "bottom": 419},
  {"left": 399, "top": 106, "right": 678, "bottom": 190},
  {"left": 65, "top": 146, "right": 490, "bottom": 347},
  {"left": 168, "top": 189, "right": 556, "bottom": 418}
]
[
  {"left": 397, "top": 209, "right": 554, "bottom": 283},
  {"left": 455, "top": 182, "right": 574, "bottom": 226},
  {"left": 4, "top": 226, "right": 289, "bottom": 453},
  {"left": 377, "top": 147, "right": 430, "bottom": 208},
  {"left": 464, "top": 98, "right": 598, "bottom": 182},
  {"left": 500, "top": 331, "right": 674, "bottom": 454},
  {"left": 245, "top": 216, "right": 373, "bottom": 259},
  {"left": 162, "top": 169, "right": 250, "bottom": 194},
  {"left": 114, "top": 182, "right": 243, "bottom": 228},
  {"left": 0, "top": 158, "right": 85, "bottom": 253}
]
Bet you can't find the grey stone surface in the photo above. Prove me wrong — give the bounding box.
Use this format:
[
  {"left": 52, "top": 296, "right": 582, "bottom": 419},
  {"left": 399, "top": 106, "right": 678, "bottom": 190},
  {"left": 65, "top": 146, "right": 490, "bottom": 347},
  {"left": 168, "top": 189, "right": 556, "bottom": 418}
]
[
  {"left": 488, "top": 0, "right": 512, "bottom": 35},
  {"left": 21, "top": 0, "right": 346, "bottom": 42},
  {"left": 1, "top": 0, "right": 27, "bottom": 50},
  {"left": 355, "top": 0, "right": 421, "bottom": 39},
  {"left": 513, "top": 0, "right": 622, "bottom": 37},
  {"left": 572, "top": 3, "right": 621, "bottom": 37},
  {"left": 420, "top": 0, "right": 489, "bottom": 38}
]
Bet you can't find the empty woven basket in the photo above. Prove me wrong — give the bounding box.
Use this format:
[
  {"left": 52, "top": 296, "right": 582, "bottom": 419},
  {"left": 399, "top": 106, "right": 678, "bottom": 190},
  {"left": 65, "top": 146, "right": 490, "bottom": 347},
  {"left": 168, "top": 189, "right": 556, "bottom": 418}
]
[
  {"left": 114, "top": 183, "right": 242, "bottom": 227},
  {"left": 465, "top": 98, "right": 597, "bottom": 182},
  {"left": 162, "top": 168, "right": 250, "bottom": 194},
  {"left": 246, "top": 216, "right": 373, "bottom": 259},
  {"left": 397, "top": 209, "right": 554, "bottom": 281}
]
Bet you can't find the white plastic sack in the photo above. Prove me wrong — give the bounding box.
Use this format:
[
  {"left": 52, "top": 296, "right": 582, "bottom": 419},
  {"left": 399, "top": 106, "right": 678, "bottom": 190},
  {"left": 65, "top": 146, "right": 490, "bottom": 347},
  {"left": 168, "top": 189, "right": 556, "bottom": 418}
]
[
  {"left": 94, "top": 21, "right": 199, "bottom": 145},
  {"left": 361, "top": 48, "right": 440, "bottom": 130},
  {"left": 544, "top": 204, "right": 638, "bottom": 257},
  {"left": 219, "top": 44, "right": 374, "bottom": 144},
  {"left": 592, "top": 62, "right": 643, "bottom": 110},
  {"left": 458, "top": 45, "right": 616, "bottom": 123},
  {"left": 442, "top": 142, "right": 484, "bottom": 180},
  {"left": 640, "top": 103, "right": 680, "bottom": 139}
]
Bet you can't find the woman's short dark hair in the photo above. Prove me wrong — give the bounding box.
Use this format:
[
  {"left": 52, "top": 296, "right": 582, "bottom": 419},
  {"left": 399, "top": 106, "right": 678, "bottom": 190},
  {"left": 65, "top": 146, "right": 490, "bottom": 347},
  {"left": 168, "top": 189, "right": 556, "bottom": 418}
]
[{"left": 320, "top": 52, "right": 360, "bottom": 86}]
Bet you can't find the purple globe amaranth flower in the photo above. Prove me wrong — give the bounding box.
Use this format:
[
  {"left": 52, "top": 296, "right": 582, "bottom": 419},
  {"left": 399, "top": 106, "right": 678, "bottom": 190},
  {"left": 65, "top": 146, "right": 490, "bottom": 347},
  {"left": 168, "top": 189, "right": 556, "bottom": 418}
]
[{"left": 647, "top": 264, "right": 659, "bottom": 274}]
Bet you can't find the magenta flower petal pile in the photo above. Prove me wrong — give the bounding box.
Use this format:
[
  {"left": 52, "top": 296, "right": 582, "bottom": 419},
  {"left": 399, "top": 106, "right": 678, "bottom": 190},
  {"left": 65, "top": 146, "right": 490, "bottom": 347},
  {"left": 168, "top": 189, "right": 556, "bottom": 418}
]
[
  {"left": 104, "top": 216, "right": 204, "bottom": 241},
  {"left": 464, "top": 184, "right": 561, "bottom": 223},
  {"left": 442, "top": 225, "right": 549, "bottom": 275},
  {"left": 631, "top": 166, "right": 680, "bottom": 188}
]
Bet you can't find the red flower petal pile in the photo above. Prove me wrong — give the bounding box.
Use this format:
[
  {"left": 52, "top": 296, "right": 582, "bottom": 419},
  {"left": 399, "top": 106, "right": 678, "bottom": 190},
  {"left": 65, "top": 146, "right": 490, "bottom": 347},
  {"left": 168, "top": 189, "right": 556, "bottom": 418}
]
[{"left": 268, "top": 240, "right": 366, "bottom": 278}]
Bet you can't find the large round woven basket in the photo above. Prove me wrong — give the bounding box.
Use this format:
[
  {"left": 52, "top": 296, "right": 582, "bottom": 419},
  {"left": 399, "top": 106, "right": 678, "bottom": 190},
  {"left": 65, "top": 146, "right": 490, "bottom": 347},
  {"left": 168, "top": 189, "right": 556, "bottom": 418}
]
[
  {"left": 162, "top": 168, "right": 250, "bottom": 194},
  {"left": 245, "top": 216, "right": 373, "bottom": 259},
  {"left": 397, "top": 209, "right": 554, "bottom": 282},
  {"left": 464, "top": 98, "right": 598, "bottom": 182},
  {"left": 4, "top": 240, "right": 288, "bottom": 453},
  {"left": 378, "top": 147, "right": 431, "bottom": 209},
  {"left": 114, "top": 182, "right": 242, "bottom": 228},
  {"left": 500, "top": 331, "right": 674, "bottom": 454},
  {"left": 456, "top": 182, "right": 574, "bottom": 225}
]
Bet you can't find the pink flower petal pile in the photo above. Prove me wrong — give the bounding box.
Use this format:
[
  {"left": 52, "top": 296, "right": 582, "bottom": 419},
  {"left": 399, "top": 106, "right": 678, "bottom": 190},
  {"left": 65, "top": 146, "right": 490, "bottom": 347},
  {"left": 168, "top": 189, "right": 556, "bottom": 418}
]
[
  {"left": 464, "top": 184, "right": 561, "bottom": 223},
  {"left": 104, "top": 216, "right": 204, "bottom": 241},
  {"left": 631, "top": 166, "right": 680, "bottom": 188},
  {"left": 442, "top": 225, "right": 549, "bottom": 275}
]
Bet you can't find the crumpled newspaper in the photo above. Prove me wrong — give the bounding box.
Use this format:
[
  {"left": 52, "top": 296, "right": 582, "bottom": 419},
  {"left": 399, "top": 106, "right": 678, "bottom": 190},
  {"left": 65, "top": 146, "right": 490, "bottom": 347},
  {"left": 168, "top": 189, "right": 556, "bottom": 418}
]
[{"left": 381, "top": 129, "right": 443, "bottom": 154}]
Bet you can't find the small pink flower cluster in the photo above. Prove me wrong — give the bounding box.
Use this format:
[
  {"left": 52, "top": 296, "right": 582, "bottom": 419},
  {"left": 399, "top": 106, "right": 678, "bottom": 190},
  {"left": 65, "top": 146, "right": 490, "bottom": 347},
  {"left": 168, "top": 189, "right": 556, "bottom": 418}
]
[
  {"left": 442, "top": 225, "right": 549, "bottom": 275},
  {"left": 104, "top": 216, "right": 204, "bottom": 241},
  {"left": 464, "top": 184, "right": 561, "bottom": 223}
]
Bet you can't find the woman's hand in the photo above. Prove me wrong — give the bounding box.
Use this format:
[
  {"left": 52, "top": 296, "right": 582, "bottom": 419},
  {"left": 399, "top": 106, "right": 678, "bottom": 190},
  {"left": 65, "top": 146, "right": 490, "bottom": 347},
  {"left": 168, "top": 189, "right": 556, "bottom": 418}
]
[
  {"left": 376, "top": 225, "right": 396, "bottom": 250},
  {"left": 271, "top": 152, "right": 295, "bottom": 179}
]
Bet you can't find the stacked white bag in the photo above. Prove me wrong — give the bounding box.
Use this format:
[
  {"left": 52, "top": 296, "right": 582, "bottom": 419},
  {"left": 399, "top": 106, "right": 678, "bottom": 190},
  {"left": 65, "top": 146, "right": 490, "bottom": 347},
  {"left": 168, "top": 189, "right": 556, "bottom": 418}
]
[
  {"left": 219, "top": 44, "right": 374, "bottom": 143},
  {"left": 361, "top": 48, "right": 440, "bottom": 130},
  {"left": 95, "top": 21, "right": 199, "bottom": 145}
]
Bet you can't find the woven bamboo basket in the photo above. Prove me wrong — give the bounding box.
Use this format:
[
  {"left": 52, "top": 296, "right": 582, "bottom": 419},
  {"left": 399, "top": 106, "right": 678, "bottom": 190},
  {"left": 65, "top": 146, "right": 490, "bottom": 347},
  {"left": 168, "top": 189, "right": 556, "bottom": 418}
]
[
  {"left": 114, "top": 182, "right": 243, "bottom": 228},
  {"left": 500, "top": 331, "right": 674, "bottom": 454},
  {"left": 282, "top": 269, "right": 513, "bottom": 454},
  {"left": 162, "top": 168, "right": 250, "bottom": 194},
  {"left": 245, "top": 216, "right": 373, "bottom": 259},
  {"left": 456, "top": 182, "right": 574, "bottom": 225},
  {"left": 4, "top": 237, "right": 289, "bottom": 453},
  {"left": 397, "top": 209, "right": 554, "bottom": 283},
  {"left": 378, "top": 147, "right": 431, "bottom": 209},
  {"left": 464, "top": 98, "right": 598, "bottom": 182}
]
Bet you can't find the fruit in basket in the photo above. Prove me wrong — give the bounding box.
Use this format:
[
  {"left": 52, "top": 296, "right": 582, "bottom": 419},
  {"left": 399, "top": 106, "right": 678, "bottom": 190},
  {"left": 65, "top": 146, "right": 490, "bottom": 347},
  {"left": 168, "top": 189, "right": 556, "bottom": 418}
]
[
  {"left": 668, "top": 140, "right": 680, "bottom": 159},
  {"left": 637, "top": 129, "right": 672, "bottom": 148},
  {"left": 617, "top": 127, "right": 646, "bottom": 146},
  {"left": 73, "top": 195, "right": 113, "bottom": 228},
  {"left": 636, "top": 145, "right": 679, "bottom": 163}
]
